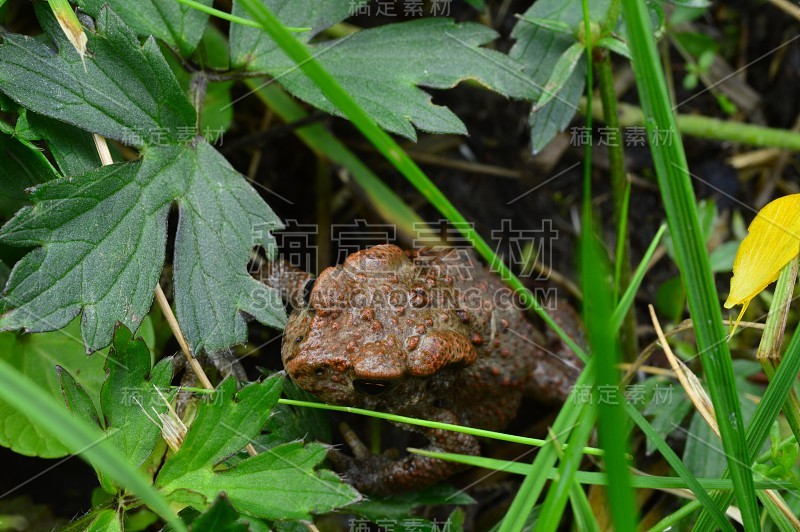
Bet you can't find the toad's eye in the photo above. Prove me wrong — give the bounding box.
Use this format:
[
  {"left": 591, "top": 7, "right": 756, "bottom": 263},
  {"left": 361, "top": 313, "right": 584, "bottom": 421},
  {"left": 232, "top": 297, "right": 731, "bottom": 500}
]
[
  {"left": 353, "top": 379, "right": 397, "bottom": 396},
  {"left": 302, "top": 277, "right": 316, "bottom": 306},
  {"left": 295, "top": 335, "right": 304, "bottom": 343}
]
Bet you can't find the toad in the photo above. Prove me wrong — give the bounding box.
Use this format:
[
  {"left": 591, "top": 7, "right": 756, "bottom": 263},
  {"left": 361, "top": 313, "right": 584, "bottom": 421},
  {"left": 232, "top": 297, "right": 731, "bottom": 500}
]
[{"left": 267, "top": 244, "right": 583, "bottom": 495}]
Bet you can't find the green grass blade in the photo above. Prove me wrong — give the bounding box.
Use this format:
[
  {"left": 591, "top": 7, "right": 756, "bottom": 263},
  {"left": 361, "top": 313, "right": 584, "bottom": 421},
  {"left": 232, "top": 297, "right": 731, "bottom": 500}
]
[
  {"left": 613, "top": 178, "right": 632, "bottom": 300},
  {"left": 233, "top": 0, "right": 588, "bottom": 362},
  {"left": 176, "top": 0, "right": 308, "bottom": 31},
  {"left": 569, "top": 481, "right": 601, "bottom": 532},
  {"left": 277, "top": 398, "right": 605, "bottom": 455},
  {"left": 623, "top": 403, "right": 733, "bottom": 531},
  {"left": 0, "top": 357, "right": 184, "bottom": 530},
  {"left": 620, "top": 0, "right": 759, "bottom": 526},
  {"left": 535, "top": 401, "right": 598, "bottom": 531},
  {"left": 582, "top": 236, "right": 637, "bottom": 530},
  {"left": 409, "top": 449, "right": 795, "bottom": 490},
  {"left": 611, "top": 223, "right": 666, "bottom": 331},
  {"left": 697, "top": 320, "right": 800, "bottom": 529},
  {"left": 497, "top": 363, "right": 595, "bottom": 531}
]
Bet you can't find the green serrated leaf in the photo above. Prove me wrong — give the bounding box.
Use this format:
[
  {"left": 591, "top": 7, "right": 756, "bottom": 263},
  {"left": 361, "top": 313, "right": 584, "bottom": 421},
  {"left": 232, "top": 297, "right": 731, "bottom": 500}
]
[
  {"left": 158, "top": 375, "right": 359, "bottom": 519},
  {"left": 76, "top": 0, "right": 212, "bottom": 56},
  {"left": 163, "top": 441, "right": 360, "bottom": 520},
  {"left": 0, "top": 318, "right": 106, "bottom": 457},
  {"left": 0, "top": 5, "right": 196, "bottom": 148},
  {"left": 511, "top": 0, "right": 610, "bottom": 153},
  {"left": 158, "top": 377, "right": 281, "bottom": 482},
  {"left": 172, "top": 141, "right": 285, "bottom": 352},
  {"left": 26, "top": 113, "right": 102, "bottom": 177},
  {"left": 100, "top": 326, "right": 173, "bottom": 478},
  {"left": 534, "top": 42, "right": 585, "bottom": 110},
  {"left": 234, "top": 17, "right": 537, "bottom": 140},
  {"left": 528, "top": 57, "right": 585, "bottom": 155},
  {"left": 0, "top": 141, "right": 285, "bottom": 353}
]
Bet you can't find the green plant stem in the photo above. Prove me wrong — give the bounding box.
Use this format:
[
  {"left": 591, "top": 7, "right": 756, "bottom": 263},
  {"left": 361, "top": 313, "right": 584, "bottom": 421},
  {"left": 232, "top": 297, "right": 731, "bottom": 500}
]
[
  {"left": 756, "top": 255, "right": 800, "bottom": 443},
  {"left": 596, "top": 52, "right": 638, "bottom": 362},
  {"left": 235, "top": 0, "right": 588, "bottom": 362},
  {"left": 649, "top": 499, "right": 702, "bottom": 531},
  {"left": 586, "top": 100, "right": 800, "bottom": 151},
  {"left": 581, "top": 4, "right": 636, "bottom": 529},
  {"left": 621, "top": 0, "right": 759, "bottom": 527},
  {"left": 277, "top": 398, "right": 604, "bottom": 456}
]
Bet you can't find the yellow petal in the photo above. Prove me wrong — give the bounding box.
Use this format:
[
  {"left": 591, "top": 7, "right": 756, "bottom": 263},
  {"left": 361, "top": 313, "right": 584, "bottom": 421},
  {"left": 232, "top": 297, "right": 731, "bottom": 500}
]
[{"left": 725, "top": 194, "right": 800, "bottom": 310}]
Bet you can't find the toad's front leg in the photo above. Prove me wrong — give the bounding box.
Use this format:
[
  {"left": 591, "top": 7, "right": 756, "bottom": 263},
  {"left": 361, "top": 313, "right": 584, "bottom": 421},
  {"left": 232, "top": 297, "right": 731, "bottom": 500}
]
[{"left": 330, "top": 409, "right": 480, "bottom": 495}]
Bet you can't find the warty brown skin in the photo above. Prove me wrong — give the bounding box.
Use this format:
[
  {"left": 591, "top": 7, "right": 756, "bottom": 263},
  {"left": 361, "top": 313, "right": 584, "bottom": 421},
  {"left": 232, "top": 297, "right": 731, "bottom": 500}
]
[{"left": 277, "top": 244, "right": 582, "bottom": 495}]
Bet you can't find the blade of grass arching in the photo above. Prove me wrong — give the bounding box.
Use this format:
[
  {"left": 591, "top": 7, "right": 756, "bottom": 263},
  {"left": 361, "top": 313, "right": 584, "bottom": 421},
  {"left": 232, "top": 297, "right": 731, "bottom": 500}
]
[
  {"left": 498, "top": 363, "right": 595, "bottom": 532},
  {"left": 696, "top": 316, "right": 800, "bottom": 529},
  {"left": 0, "top": 358, "right": 184, "bottom": 530},
  {"left": 248, "top": 82, "right": 426, "bottom": 242},
  {"left": 611, "top": 223, "right": 667, "bottom": 332},
  {"left": 649, "top": 500, "right": 702, "bottom": 531},
  {"left": 278, "top": 398, "right": 606, "bottom": 455},
  {"left": 231, "top": 0, "right": 587, "bottom": 363},
  {"left": 623, "top": 403, "right": 733, "bottom": 531},
  {"left": 620, "top": 0, "right": 759, "bottom": 526},
  {"left": 176, "top": 0, "right": 308, "bottom": 31}
]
